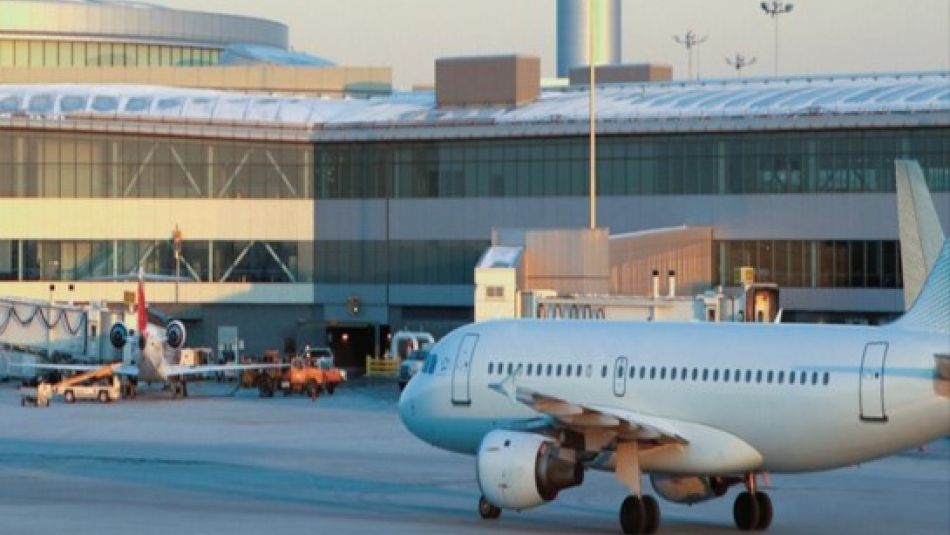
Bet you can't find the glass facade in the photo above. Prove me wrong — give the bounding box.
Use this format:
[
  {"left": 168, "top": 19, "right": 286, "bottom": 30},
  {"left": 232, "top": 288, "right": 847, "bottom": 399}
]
[
  {"left": 14, "top": 240, "right": 310, "bottom": 283},
  {"left": 316, "top": 128, "right": 950, "bottom": 199},
  {"left": 314, "top": 241, "right": 487, "bottom": 285},
  {"left": 714, "top": 240, "right": 903, "bottom": 289},
  {"left": 3, "top": 240, "right": 485, "bottom": 285},
  {"left": 0, "top": 131, "right": 312, "bottom": 199},
  {"left": 2, "top": 128, "right": 946, "bottom": 199},
  {"left": 0, "top": 39, "right": 220, "bottom": 68}
]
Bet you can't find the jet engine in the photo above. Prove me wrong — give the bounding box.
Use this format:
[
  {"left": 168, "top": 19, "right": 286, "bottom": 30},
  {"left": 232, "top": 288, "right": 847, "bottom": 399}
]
[
  {"left": 109, "top": 323, "right": 129, "bottom": 349},
  {"left": 165, "top": 320, "right": 186, "bottom": 349},
  {"left": 476, "top": 430, "right": 584, "bottom": 510},
  {"left": 650, "top": 474, "right": 733, "bottom": 505}
]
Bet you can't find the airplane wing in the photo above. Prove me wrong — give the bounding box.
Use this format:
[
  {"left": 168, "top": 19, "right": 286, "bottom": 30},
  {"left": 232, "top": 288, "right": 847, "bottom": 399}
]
[
  {"left": 492, "top": 380, "right": 689, "bottom": 445},
  {"left": 12, "top": 362, "right": 139, "bottom": 377},
  {"left": 163, "top": 363, "right": 288, "bottom": 378}
]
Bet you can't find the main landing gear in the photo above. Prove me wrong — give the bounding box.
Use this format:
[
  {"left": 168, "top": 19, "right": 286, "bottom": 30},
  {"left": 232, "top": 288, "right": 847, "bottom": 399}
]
[
  {"left": 172, "top": 380, "right": 189, "bottom": 398},
  {"left": 733, "top": 472, "right": 773, "bottom": 531}
]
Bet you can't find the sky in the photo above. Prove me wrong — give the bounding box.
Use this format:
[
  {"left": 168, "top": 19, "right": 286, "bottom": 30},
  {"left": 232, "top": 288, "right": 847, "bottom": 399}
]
[{"left": 150, "top": 0, "right": 950, "bottom": 89}]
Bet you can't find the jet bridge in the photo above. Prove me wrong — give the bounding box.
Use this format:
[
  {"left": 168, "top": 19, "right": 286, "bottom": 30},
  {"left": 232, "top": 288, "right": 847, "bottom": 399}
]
[{"left": 0, "top": 297, "right": 118, "bottom": 379}]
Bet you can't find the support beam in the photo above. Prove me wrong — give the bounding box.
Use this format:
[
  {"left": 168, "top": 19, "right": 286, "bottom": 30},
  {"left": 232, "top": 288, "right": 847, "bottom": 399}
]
[
  {"left": 216, "top": 149, "right": 251, "bottom": 198},
  {"left": 170, "top": 145, "right": 203, "bottom": 196},
  {"left": 265, "top": 149, "right": 297, "bottom": 197},
  {"left": 262, "top": 241, "right": 296, "bottom": 282},
  {"left": 219, "top": 241, "right": 254, "bottom": 283},
  {"left": 123, "top": 143, "right": 157, "bottom": 197}
]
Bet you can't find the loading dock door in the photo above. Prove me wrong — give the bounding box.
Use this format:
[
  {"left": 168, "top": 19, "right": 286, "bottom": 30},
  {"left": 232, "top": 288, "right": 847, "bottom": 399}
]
[
  {"left": 860, "top": 342, "right": 888, "bottom": 422},
  {"left": 451, "top": 334, "right": 478, "bottom": 405}
]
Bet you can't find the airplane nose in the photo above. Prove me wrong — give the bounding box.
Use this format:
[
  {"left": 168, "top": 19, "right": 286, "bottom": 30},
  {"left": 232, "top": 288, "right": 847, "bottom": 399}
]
[{"left": 398, "top": 382, "right": 416, "bottom": 428}]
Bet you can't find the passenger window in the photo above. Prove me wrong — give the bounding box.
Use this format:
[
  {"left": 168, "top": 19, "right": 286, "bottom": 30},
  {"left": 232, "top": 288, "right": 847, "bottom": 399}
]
[
  {"left": 756, "top": 370, "right": 763, "bottom": 383},
  {"left": 735, "top": 369, "right": 741, "bottom": 383},
  {"left": 800, "top": 372, "right": 807, "bottom": 385},
  {"left": 547, "top": 364, "right": 553, "bottom": 376},
  {"left": 789, "top": 371, "right": 796, "bottom": 384},
  {"left": 616, "top": 366, "right": 624, "bottom": 378},
  {"left": 691, "top": 368, "right": 698, "bottom": 381},
  {"left": 650, "top": 366, "right": 657, "bottom": 379},
  {"left": 670, "top": 368, "right": 677, "bottom": 380},
  {"left": 823, "top": 372, "right": 830, "bottom": 385},
  {"left": 629, "top": 366, "right": 636, "bottom": 379},
  {"left": 702, "top": 368, "right": 709, "bottom": 381},
  {"left": 713, "top": 369, "right": 720, "bottom": 382},
  {"left": 812, "top": 372, "right": 818, "bottom": 385},
  {"left": 777, "top": 371, "right": 784, "bottom": 384},
  {"left": 745, "top": 370, "right": 752, "bottom": 383},
  {"left": 576, "top": 364, "right": 583, "bottom": 377},
  {"left": 565, "top": 365, "right": 572, "bottom": 377},
  {"left": 767, "top": 371, "right": 774, "bottom": 384},
  {"left": 601, "top": 365, "right": 608, "bottom": 378},
  {"left": 557, "top": 364, "right": 563, "bottom": 377},
  {"left": 526, "top": 364, "right": 533, "bottom": 376},
  {"left": 639, "top": 367, "right": 647, "bottom": 379},
  {"left": 660, "top": 367, "right": 667, "bottom": 380},
  {"left": 682, "top": 367, "right": 688, "bottom": 381},
  {"left": 488, "top": 362, "right": 494, "bottom": 374},
  {"left": 723, "top": 369, "right": 730, "bottom": 382},
  {"left": 507, "top": 363, "right": 514, "bottom": 375}
]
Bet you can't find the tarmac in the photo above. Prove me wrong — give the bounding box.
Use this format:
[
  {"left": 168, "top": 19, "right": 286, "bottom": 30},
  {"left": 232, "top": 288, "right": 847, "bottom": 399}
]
[{"left": 0, "top": 379, "right": 947, "bottom": 535}]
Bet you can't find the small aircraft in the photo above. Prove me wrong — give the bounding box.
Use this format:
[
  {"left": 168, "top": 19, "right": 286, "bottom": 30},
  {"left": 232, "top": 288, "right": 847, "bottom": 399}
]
[
  {"left": 23, "top": 268, "right": 284, "bottom": 398},
  {"left": 399, "top": 239, "right": 950, "bottom": 534}
]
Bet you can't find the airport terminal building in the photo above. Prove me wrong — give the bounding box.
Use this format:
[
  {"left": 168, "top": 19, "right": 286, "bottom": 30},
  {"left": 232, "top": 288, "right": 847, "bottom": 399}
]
[{"left": 0, "top": 2, "right": 948, "bottom": 365}]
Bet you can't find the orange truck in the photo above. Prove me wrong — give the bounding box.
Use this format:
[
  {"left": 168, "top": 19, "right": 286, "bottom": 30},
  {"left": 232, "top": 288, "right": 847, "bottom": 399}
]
[{"left": 258, "top": 347, "right": 346, "bottom": 399}]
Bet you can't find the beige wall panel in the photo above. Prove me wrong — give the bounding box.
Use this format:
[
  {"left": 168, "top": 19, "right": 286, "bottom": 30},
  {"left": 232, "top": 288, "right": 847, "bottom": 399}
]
[
  {"left": 0, "top": 199, "right": 313, "bottom": 241},
  {"left": 0, "top": 281, "right": 313, "bottom": 305}
]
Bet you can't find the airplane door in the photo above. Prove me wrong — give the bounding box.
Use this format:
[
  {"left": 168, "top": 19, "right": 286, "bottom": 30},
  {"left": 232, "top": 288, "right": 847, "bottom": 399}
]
[
  {"left": 451, "top": 334, "right": 479, "bottom": 405},
  {"left": 859, "top": 342, "right": 888, "bottom": 422},
  {"left": 613, "top": 356, "right": 627, "bottom": 397}
]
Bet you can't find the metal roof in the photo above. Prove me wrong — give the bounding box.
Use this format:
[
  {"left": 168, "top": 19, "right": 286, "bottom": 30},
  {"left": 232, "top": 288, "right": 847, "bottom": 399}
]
[{"left": 0, "top": 71, "right": 947, "bottom": 140}]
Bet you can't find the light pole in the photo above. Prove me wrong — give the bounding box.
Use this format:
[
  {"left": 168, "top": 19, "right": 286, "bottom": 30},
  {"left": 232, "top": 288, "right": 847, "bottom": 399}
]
[
  {"left": 173, "top": 225, "right": 182, "bottom": 303},
  {"left": 673, "top": 30, "right": 708, "bottom": 80},
  {"left": 588, "top": 3, "right": 597, "bottom": 230},
  {"left": 725, "top": 53, "right": 758, "bottom": 78},
  {"left": 760, "top": 1, "right": 794, "bottom": 76}
]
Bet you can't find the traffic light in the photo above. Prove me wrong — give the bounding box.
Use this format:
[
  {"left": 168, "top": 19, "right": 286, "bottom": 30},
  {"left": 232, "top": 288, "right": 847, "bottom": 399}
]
[{"left": 346, "top": 295, "right": 361, "bottom": 316}]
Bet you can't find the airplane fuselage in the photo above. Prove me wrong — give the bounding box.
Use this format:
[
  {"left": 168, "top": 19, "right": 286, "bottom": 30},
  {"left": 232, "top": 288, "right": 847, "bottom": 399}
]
[{"left": 400, "top": 319, "right": 949, "bottom": 474}]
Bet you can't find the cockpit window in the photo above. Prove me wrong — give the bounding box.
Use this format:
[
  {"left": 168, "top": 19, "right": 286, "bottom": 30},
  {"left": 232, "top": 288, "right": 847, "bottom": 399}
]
[{"left": 423, "top": 353, "right": 438, "bottom": 374}]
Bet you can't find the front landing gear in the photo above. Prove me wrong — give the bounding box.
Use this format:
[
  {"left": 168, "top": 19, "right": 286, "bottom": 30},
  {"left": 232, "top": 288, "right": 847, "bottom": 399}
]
[
  {"left": 733, "top": 473, "right": 772, "bottom": 531},
  {"left": 620, "top": 494, "right": 660, "bottom": 534},
  {"left": 477, "top": 495, "right": 501, "bottom": 520}
]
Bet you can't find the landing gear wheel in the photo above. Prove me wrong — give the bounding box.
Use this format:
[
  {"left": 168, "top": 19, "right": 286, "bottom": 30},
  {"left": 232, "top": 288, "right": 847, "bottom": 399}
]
[
  {"left": 641, "top": 494, "right": 661, "bottom": 534},
  {"left": 754, "top": 492, "right": 773, "bottom": 531},
  {"left": 734, "top": 491, "right": 760, "bottom": 531},
  {"left": 478, "top": 495, "right": 501, "bottom": 520},
  {"left": 64, "top": 390, "right": 76, "bottom": 404},
  {"left": 620, "top": 495, "right": 646, "bottom": 534}
]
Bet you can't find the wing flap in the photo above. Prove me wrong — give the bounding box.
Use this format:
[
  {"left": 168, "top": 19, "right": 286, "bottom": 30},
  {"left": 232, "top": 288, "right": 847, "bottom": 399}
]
[{"left": 507, "top": 385, "right": 688, "bottom": 444}]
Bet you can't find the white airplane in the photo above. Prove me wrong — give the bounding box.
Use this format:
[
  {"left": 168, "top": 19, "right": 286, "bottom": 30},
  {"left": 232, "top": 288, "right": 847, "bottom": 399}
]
[
  {"left": 399, "top": 239, "right": 950, "bottom": 534},
  {"left": 25, "top": 269, "right": 283, "bottom": 398}
]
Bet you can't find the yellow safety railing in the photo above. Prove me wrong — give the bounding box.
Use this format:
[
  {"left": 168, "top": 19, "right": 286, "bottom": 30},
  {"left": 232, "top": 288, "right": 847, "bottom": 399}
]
[{"left": 365, "top": 355, "right": 400, "bottom": 378}]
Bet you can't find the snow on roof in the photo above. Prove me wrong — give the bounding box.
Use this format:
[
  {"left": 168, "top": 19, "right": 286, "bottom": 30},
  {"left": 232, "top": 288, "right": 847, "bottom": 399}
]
[{"left": 0, "top": 71, "right": 946, "bottom": 134}]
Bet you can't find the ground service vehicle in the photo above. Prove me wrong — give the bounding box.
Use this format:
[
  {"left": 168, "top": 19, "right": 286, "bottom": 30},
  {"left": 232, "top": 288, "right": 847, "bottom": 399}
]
[
  {"left": 303, "top": 347, "right": 346, "bottom": 394},
  {"left": 398, "top": 349, "right": 429, "bottom": 391},
  {"left": 59, "top": 375, "right": 122, "bottom": 404}
]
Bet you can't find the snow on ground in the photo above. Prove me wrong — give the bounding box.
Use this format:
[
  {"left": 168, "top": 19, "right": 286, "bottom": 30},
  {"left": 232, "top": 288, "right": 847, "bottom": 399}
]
[{"left": 0, "top": 379, "right": 947, "bottom": 535}]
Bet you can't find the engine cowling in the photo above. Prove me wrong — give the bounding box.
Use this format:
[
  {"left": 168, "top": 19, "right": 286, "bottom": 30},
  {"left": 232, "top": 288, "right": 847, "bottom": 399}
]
[
  {"left": 165, "top": 320, "right": 186, "bottom": 349},
  {"left": 109, "top": 323, "right": 129, "bottom": 349},
  {"left": 650, "top": 474, "right": 733, "bottom": 505},
  {"left": 476, "top": 430, "right": 584, "bottom": 510}
]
